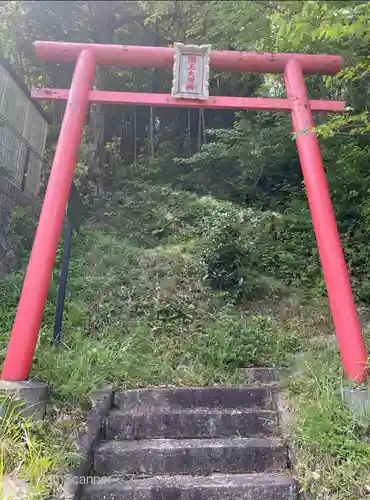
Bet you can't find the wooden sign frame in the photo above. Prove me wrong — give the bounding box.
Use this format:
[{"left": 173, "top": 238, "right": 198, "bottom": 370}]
[{"left": 171, "top": 43, "right": 211, "bottom": 100}]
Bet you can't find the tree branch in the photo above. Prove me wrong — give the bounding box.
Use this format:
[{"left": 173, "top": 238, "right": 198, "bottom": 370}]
[
  {"left": 108, "top": 13, "right": 147, "bottom": 32},
  {"left": 334, "top": 132, "right": 370, "bottom": 137}
]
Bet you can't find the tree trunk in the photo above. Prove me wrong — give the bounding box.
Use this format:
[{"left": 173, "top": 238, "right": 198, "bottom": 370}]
[
  {"left": 88, "top": 65, "right": 109, "bottom": 197},
  {"left": 188, "top": 108, "right": 191, "bottom": 154},
  {"left": 85, "top": 1, "right": 114, "bottom": 197},
  {"left": 201, "top": 109, "right": 206, "bottom": 144},
  {"left": 198, "top": 109, "right": 202, "bottom": 151},
  {"left": 134, "top": 111, "right": 137, "bottom": 163},
  {"left": 149, "top": 69, "right": 154, "bottom": 155}
]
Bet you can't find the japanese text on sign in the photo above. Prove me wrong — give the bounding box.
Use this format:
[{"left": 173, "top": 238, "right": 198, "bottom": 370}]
[{"left": 186, "top": 55, "right": 197, "bottom": 90}]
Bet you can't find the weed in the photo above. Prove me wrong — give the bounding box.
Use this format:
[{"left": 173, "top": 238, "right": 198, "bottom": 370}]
[
  {"left": 0, "top": 394, "right": 52, "bottom": 498},
  {"left": 0, "top": 181, "right": 369, "bottom": 499},
  {"left": 285, "top": 352, "right": 370, "bottom": 499}
]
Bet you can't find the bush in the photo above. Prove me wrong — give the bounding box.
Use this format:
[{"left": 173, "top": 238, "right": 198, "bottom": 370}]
[
  {"left": 201, "top": 223, "right": 244, "bottom": 291},
  {"left": 1, "top": 203, "right": 38, "bottom": 274}
]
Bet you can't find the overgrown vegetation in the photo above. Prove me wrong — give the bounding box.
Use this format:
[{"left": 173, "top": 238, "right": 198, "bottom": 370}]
[
  {"left": 1, "top": 179, "right": 369, "bottom": 499},
  {"left": 0, "top": 1, "right": 370, "bottom": 499},
  {"left": 286, "top": 351, "right": 370, "bottom": 500},
  {"left": 0, "top": 394, "right": 82, "bottom": 499},
  {"left": 1, "top": 187, "right": 307, "bottom": 400}
]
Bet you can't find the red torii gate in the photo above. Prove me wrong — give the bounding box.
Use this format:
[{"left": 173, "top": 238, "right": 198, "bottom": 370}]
[{"left": 1, "top": 42, "right": 368, "bottom": 383}]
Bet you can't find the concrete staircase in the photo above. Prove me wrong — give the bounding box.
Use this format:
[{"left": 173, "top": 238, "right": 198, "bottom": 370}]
[{"left": 82, "top": 369, "right": 298, "bottom": 499}]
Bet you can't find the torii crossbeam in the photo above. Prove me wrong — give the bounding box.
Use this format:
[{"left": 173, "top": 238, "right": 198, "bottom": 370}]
[{"left": 1, "top": 42, "right": 367, "bottom": 384}]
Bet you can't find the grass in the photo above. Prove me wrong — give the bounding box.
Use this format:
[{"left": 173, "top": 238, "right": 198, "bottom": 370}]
[
  {"left": 0, "top": 393, "right": 83, "bottom": 499},
  {"left": 0, "top": 179, "right": 369, "bottom": 499},
  {"left": 2, "top": 227, "right": 303, "bottom": 402},
  {"left": 284, "top": 354, "right": 370, "bottom": 499}
]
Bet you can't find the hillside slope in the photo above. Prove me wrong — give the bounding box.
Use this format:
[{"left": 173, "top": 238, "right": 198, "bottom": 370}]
[{"left": 0, "top": 179, "right": 369, "bottom": 499}]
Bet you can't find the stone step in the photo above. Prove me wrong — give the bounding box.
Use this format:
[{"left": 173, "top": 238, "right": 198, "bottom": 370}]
[
  {"left": 106, "top": 408, "right": 279, "bottom": 440},
  {"left": 82, "top": 473, "right": 299, "bottom": 500},
  {"left": 115, "top": 386, "right": 276, "bottom": 411},
  {"left": 94, "top": 437, "right": 288, "bottom": 476}
]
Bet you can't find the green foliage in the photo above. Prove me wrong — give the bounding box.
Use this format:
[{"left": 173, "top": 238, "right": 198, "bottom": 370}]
[
  {"left": 201, "top": 223, "right": 245, "bottom": 292},
  {"left": 243, "top": 207, "right": 320, "bottom": 289},
  {"left": 0, "top": 203, "right": 39, "bottom": 273},
  {"left": 1, "top": 177, "right": 369, "bottom": 499},
  {"left": 0, "top": 220, "right": 300, "bottom": 401},
  {"left": 0, "top": 393, "right": 78, "bottom": 499},
  {"left": 173, "top": 114, "right": 300, "bottom": 205},
  {"left": 9, "top": 205, "right": 38, "bottom": 254},
  {"left": 271, "top": 1, "right": 370, "bottom": 136},
  {"left": 1, "top": 1, "right": 370, "bottom": 498},
  {"left": 190, "top": 312, "right": 302, "bottom": 369},
  {"left": 286, "top": 350, "right": 370, "bottom": 499},
  {"left": 0, "top": 185, "right": 306, "bottom": 402}
]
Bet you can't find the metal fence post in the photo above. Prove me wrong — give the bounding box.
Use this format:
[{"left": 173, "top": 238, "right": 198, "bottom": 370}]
[{"left": 53, "top": 221, "right": 73, "bottom": 343}]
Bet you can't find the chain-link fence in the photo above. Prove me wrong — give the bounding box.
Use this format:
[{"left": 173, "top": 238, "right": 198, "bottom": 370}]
[{"left": 0, "top": 111, "right": 43, "bottom": 276}]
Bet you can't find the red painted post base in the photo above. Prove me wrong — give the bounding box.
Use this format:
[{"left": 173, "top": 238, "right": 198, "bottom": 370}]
[{"left": 284, "top": 59, "right": 368, "bottom": 383}]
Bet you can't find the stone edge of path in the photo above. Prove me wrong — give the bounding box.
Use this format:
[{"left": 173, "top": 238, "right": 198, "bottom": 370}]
[
  {"left": 0, "top": 379, "right": 48, "bottom": 421},
  {"left": 55, "top": 386, "right": 115, "bottom": 500},
  {"left": 273, "top": 378, "right": 311, "bottom": 500}
]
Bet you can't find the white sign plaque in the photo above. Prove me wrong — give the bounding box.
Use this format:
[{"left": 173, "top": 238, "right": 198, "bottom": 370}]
[{"left": 171, "top": 43, "right": 211, "bottom": 100}]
